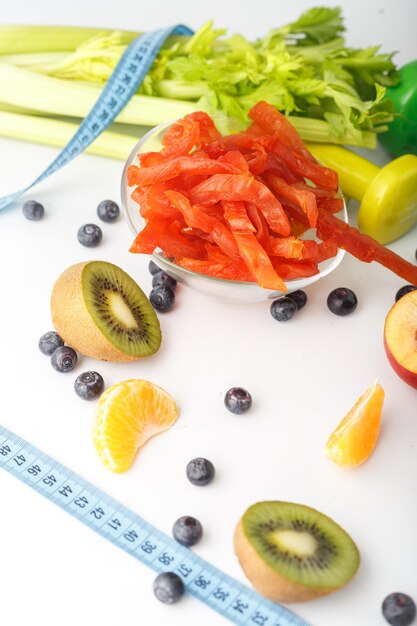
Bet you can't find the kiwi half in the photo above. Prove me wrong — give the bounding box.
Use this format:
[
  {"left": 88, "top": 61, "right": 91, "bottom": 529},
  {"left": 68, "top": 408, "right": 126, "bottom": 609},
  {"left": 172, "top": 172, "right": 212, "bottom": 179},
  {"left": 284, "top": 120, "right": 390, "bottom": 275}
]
[
  {"left": 51, "top": 260, "right": 161, "bottom": 362},
  {"left": 234, "top": 501, "right": 360, "bottom": 603}
]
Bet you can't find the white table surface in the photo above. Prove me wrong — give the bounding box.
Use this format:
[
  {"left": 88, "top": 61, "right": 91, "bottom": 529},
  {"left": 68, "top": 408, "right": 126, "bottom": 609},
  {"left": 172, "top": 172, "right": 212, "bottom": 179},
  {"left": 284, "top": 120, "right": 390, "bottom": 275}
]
[{"left": 1, "top": 2, "right": 416, "bottom": 625}]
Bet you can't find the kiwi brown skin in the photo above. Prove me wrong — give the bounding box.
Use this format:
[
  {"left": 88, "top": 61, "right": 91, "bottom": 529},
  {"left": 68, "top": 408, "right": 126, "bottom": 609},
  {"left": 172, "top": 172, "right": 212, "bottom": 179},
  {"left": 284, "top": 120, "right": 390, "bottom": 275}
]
[
  {"left": 234, "top": 519, "right": 335, "bottom": 603},
  {"left": 234, "top": 502, "right": 360, "bottom": 604},
  {"left": 51, "top": 261, "right": 159, "bottom": 362}
]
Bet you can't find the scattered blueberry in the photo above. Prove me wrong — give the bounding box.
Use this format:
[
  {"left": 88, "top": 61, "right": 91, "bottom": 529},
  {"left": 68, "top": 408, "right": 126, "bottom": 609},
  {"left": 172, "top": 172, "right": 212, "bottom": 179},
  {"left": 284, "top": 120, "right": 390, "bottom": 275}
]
[
  {"left": 395, "top": 285, "right": 416, "bottom": 302},
  {"left": 382, "top": 593, "right": 416, "bottom": 626},
  {"left": 224, "top": 387, "right": 252, "bottom": 414},
  {"left": 153, "top": 572, "right": 184, "bottom": 604},
  {"left": 149, "top": 287, "right": 175, "bottom": 313},
  {"left": 172, "top": 516, "right": 203, "bottom": 547},
  {"left": 152, "top": 272, "right": 177, "bottom": 291},
  {"left": 23, "top": 200, "right": 44, "bottom": 221},
  {"left": 288, "top": 289, "right": 308, "bottom": 311},
  {"left": 96, "top": 199, "right": 120, "bottom": 223},
  {"left": 50, "top": 346, "right": 78, "bottom": 373},
  {"left": 186, "top": 457, "right": 215, "bottom": 486},
  {"left": 270, "top": 297, "right": 297, "bottom": 321},
  {"left": 327, "top": 287, "right": 358, "bottom": 316},
  {"left": 74, "top": 371, "right": 104, "bottom": 400},
  {"left": 149, "top": 260, "right": 162, "bottom": 275},
  {"left": 38, "top": 331, "right": 64, "bottom": 356},
  {"left": 77, "top": 223, "right": 102, "bottom": 247}
]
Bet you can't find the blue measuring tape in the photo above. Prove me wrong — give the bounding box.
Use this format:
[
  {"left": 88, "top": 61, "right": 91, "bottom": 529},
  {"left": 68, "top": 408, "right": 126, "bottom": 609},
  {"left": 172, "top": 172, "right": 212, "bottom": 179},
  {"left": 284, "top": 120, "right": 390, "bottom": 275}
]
[
  {"left": 0, "top": 24, "right": 193, "bottom": 211},
  {"left": 0, "top": 424, "right": 309, "bottom": 626}
]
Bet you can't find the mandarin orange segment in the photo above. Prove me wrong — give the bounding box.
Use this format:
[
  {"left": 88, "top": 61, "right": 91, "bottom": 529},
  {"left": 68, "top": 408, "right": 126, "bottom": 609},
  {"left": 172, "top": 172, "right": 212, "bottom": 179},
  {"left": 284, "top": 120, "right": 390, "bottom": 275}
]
[
  {"left": 92, "top": 379, "right": 179, "bottom": 473},
  {"left": 325, "top": 382, "right": 384, "bottom": 468}
]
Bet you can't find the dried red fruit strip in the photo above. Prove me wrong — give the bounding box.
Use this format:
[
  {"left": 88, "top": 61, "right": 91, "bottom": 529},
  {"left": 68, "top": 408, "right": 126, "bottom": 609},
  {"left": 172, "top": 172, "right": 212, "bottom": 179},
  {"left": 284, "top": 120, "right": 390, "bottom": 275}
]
[
  {"left": 271, "top": 259, "right": 319, "bottom": 280},
  {"left": 291, "top": 181, "right": 337, "bottom": 198},
  {"left": 137, "top": 151, "right": 164, "bottom": 167},
  {"left": 189, "top": 173, "right": 255, "bottom": 205},
  {"left": 218, "top": 150, "right": 250, "bottom": 173},
  {"left": 246, "top": 122, "right": 266, "bottom": 136},
  {"left": 252, "top": 180, "right": 291, "bottom": 236},
  {"left": 127, "top": 156, "right": 242, "bottom": 187},
  {"left": 178, "top": 258, "right": 256, "bottom": 282},
  {"left": 159, "top": 221, "right": 207, "bottom": 260},
  {"left": 317, "top": 209, "right": 417, "bottom": 284},
  {"left": 249, "top": 100, "right": 315, "bottom": 162},
  {"left": 263, "top": 172, "right": 318, "bottom": 227},
  {"left": 280, "top": 199, "right": 310, "bottom": 226},
  {"left": 129, "top": 218, "right": 169, "bottom": 254},
  {"left": 205, "top": 243, "right": 232, "bottom": 263},
  {"left": 136, "top": 182, "right": 181, "bottom": 220},
  {"left": 289, "top": 218, "right": 310, "bottom": 238},
  {"left": 161, "top": 118, "right": 200, "bottom": 158},
  {"left": 316, "top": 209, "right": 374, "bottom": 263},
  {"left": 301, "top": 239, "right": 339, "bottom": 263},
  {"left": 221, "top": 201, "right": 256, "bottom": 233},
  {"left": 264, "top": 152, "right": 301, "bottom": 184},
  {"left": 166, "top": 190, "right": 240, "bottom": 261},
  {"left": 231, "top": 231, "right": 287, "bottom": 291},
  {"left": 316, "top": 196, "right": 344, "bottom": 214},
  {"left": 245, "top": 145, "right": 268, "bottom": 175},
  {"left": 190, "top": 172, "right": 290, "bottom": 239},
  {"left": 197, "top": 202, "right": 226, "bottom": 221},
  {"left": 271, "top": 139, "right": 339, "bottom": 192},
  {"left": 245, "top": 202, "right": 270, "bottom": 247},
  {"left": 266, "top": 236, "right": 305, "bottom": 259},
  {"left": 185, "top": 111, "right": 221, "bottom": 146}
]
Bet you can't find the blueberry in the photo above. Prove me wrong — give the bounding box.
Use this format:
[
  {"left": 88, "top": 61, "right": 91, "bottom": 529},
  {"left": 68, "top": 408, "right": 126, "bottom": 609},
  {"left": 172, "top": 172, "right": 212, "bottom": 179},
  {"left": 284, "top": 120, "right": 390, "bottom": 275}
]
[
  {"left": 97, "top": 199, "right": 120, "bottom": 223},
  {"left": 50, "top": 346, "right": 78, "bottom": 373},
  {"left": 186, "top": 457, "right": 215, "bottom": 486},
  {"left": 224, "top": 387, "right": 252, "bottom": 414},
  {"left": 270, "top": 297, "right": 297, "bottom": 321},
  {"left": 395, "top": 285, "right": 416, "bottom": 302},
  {"left": 288, "top": 289, "right": 307, "bottom": 311},
  {"left": 77, "top": 223, "right": 102, "bottom": 247},
  {"left": 172, "top": 516, "right": 203, "bottom": 547},
  {"left": 152, "top": 272, "right": 177, "bottom": 291},
  {"left": 382, "top": 593, "right": 416, "bottom": 626},
  {"left": 38, "top": 331, "right": 64, "bottom": 356},
  {"left": 74, "top": 371, "right": 104, "bottom": 400},
  {"left": 149, "top": 287, "right": 175, "bottom": 313},
  {"left": 149, "top": 260, "right": 162, "bottom": 275},
  {"left": 327, "top": 287, "right": 358, "bottom": 316},
  {"left": 23, "top": 200, "right": 44, "bottom": 221},
  {"left": 153, "top": 572, "right": 184, "bottom": 604}
]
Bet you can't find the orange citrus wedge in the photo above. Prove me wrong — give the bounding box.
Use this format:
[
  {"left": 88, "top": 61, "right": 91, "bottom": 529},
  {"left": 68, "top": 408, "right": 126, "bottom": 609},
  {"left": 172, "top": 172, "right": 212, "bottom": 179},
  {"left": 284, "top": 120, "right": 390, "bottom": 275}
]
[
  {"left": 92, "top": 379, "right": 179, "bottom": 472},
  {"left": 325, "top": 382, "right": 384, "bottom": 468}
]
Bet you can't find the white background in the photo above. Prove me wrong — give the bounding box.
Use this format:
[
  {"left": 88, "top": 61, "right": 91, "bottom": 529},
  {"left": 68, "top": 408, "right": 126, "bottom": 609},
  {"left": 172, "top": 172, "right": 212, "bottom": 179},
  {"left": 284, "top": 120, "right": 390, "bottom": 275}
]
[{"left": 0, "top": 2, "right": 416, "bottom": 626}]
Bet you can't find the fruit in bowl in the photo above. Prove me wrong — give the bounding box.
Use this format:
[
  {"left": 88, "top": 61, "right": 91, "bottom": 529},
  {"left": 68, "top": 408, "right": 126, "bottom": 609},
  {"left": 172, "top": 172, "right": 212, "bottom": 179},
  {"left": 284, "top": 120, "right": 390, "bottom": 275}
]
[
  {"left": 122, "top": 102, "right": 348, "bottom": 303},
  {"left": 121, "top": 102, "right": 417, "bottom": 303}
]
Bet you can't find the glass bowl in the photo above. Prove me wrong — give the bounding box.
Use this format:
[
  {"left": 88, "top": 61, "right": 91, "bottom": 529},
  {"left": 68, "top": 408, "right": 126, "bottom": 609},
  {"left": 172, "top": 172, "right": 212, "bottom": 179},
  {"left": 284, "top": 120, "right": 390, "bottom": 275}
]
[{"left": 121, "top": 121, "right": 347, "bottom": 304}]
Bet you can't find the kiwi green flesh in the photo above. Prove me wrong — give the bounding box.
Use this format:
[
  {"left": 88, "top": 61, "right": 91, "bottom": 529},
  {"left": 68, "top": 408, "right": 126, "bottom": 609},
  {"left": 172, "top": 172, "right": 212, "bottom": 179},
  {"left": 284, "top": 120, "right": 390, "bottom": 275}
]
[
  {"left": 82, "top": 261, "right": 161, "bottom": 357},
  {"left": 242, "top": 501, "right": 359, "bottom": 590}
]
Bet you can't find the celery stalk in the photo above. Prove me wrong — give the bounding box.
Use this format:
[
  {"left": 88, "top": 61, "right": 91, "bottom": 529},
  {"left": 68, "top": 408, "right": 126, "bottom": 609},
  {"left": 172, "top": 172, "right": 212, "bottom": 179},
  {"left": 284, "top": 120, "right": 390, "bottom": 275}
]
[
  {"left": 0, "top": 52, "right": 69, "bottom": 68},
  {"left": 0, "top": 25, "right": 138, "bottom": 54},
  {"left": 0, "top": 110, "right": 138, "bottom": 159},
  {"left": 0, "top": 62, "right": 378, "bottom": 147},
  {"left": 0, "top": 62, "right": 196, "bottom": 126},
  {"left": 288, "top": 117, "right": 376, "bottom": 149}
]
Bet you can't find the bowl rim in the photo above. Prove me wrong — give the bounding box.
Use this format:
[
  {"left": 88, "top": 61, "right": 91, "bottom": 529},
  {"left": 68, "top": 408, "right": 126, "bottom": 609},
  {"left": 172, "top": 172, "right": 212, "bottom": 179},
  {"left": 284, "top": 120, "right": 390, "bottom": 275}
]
[{"left": 121, "top": 120, "right": 347, "bottom": 292}]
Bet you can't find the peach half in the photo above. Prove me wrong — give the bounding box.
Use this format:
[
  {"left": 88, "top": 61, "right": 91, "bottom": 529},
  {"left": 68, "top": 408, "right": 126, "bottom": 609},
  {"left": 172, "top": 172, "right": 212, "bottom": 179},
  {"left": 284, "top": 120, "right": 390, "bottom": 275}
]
[{"left": 384, "top": 290, "right": 417, "bottom": 389}]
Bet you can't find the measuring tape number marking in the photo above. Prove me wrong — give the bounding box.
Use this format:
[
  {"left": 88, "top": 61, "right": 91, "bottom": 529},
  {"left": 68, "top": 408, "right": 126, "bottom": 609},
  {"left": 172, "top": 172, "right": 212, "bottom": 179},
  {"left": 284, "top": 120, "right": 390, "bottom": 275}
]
[
  {"left": 0, "top": 24, "right": 193, "bottom": 212},
  {"left": 0, "top": 425, "right": 309, "bottom": 626}
]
